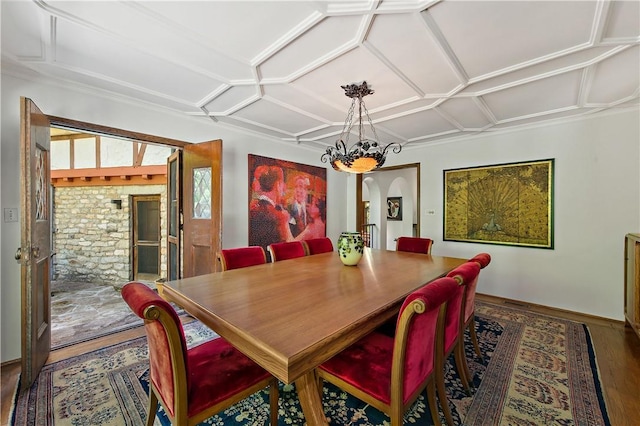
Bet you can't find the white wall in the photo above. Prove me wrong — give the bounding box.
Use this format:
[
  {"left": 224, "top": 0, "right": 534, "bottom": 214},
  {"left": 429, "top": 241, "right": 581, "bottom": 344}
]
[
  {"left": 1, "top": 72, "right": 349, "bottom": 362},
  {"left": 2, "top": 70, "right": 638, "bottom": 363},
  {"left": 386, "top": 109, "right": 640, "bottom": 321},
  {"left": 363, "top": 168, "right": 417, "bottom": 249}
]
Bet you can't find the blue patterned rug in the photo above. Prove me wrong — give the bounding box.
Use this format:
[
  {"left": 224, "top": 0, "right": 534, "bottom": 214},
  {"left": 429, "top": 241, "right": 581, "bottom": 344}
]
[{"left": 11, "top": 302, "right": 610, "bottom": 425}]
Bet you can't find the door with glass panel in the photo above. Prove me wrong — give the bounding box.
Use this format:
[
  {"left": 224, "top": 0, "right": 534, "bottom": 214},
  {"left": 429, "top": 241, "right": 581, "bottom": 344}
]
[
  {"left": 18, "top": 97, "right": 52, "bottom": 389},
  {"left": 167, "top": 150, "right": 181, "bottom": 281},
  {"left": 167, "top": 140, "right": 222, "bottom": 278}
]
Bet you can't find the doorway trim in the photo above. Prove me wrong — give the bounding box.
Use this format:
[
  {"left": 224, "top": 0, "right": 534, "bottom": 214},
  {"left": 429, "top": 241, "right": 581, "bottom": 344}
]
[
  {"left": 20, "top": 111, "right": 193, "bottom": 387},
  {"left": 48, "top": 116, "right": 189, "bottom": 148},
  {"left": 131, "top": 195, "right": 161, "bottom": 281},
  {"left": 356, "top": 162, "right": 421, "bottom": 242}
]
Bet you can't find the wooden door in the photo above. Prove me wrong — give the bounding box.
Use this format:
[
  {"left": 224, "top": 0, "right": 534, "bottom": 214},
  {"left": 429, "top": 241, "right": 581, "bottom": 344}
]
[
  {"left": 182, "top": 140, "right": 223, "bottom": 277},
  {"left": 19, "top": 97, "right": 52, "bottom": 389},
  {"left": 167, "top": 150, "right": 181, "bottom": 281},
  {"left": 18, "top": 110, "right": 194, "bottom": 387}
]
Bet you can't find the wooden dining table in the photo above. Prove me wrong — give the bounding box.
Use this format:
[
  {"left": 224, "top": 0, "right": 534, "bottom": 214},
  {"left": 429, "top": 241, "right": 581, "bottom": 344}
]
[{"left": 160, "top": 247, "right": 467, "bottom": 425}]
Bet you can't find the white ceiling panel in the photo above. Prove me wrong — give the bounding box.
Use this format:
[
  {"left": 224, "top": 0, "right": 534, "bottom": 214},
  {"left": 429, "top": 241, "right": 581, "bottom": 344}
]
[
  {"left": 1, "top": 1, "right": 48, "bottom": 59},
  {"left": 483, "top": 71, "right": 583, "bottom": 121},
  {"left": 428, "top": 1, "right": 597, "bottom": 79},
  {"left": 379, "top": 108, "right": 458, "bottom": 140},
  {"left": 32, "top": 62, "right": 204, "bottom": 113},
  {"left": 461, "top": 46, "right": 615, "bottom": 95},
  {"left": 299, "top": 125, "right": 344, "bottom": 142},
  {"left": 55, "top": 20, "right": 221, "bottom": 104},
  {"left": 263, "top": 85, "right": 345, "bottom": 123},
  {"left": 602, "top": 0, "right": 640, "bottom": 41},
  {"left": 203, "top": 86, "right": 259, "bottom": 115},
  {"left": 587, "top": 46, "right": 640, "bottom": 104},
  {"left": 293, "top": 47, "right": 418, "bottom": 109},
  {"left": 368, "top": 98, "right": 443, "bottom": 121},
  {"left": 489, "top": 107, "right": 599, "bottom": 129},
  {"left": 437, "top": 98, "right": 492, "bottom": 129},
  {"left": 259, "top": 15, "right": 362, "bottom": 80},
  {"left": 141, "top": 1, "right": 320, "bottom": 62},
  {"left": 367, "top": 12, "right": 462, "bottom": 94},
  {"left": 232, "top": 99, "right": 326, "bottom": 135},
  {"left": 215, "top": 115, "right": 293, "bottom": 140},
  {"left": 614, "top": 99, "right": 640, "bottom": 109},
  {"left": 1, "top": 0, "right": 637, "bottom": 154},
  {"left": 43, "top": 1, "right": 255, "bottom": 81}
]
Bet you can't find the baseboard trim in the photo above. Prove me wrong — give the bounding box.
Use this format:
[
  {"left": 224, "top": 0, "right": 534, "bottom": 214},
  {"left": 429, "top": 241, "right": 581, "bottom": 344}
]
[
  {"left": 1, "top": 359, "right": 20, "bottom": 368},
  {"left": 476, "top": 293, "right": 625, "bottom": 327}
]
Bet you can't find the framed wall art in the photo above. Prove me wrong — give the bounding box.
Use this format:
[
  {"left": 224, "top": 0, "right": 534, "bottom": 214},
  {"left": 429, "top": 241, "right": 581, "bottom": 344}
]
[
  {"left": 443, "top": 159, "right": 554, "bottom": 248},
  {"left": 387, "top": 197, "right": 402, "bottom": 221},
  {"left": 248, "top": 154, "right": 327, "bottom": 251}
]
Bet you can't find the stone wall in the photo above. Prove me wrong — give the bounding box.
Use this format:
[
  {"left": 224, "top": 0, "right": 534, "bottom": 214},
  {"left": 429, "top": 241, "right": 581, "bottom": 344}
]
[{"left": 53, "top": 185, "right": 167, "bottom": 285}]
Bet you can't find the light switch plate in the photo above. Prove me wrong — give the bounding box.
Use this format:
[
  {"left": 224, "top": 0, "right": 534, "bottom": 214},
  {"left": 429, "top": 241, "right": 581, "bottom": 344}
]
[{"left": 4, "top": 208, "right": 18, "bottom": 222}]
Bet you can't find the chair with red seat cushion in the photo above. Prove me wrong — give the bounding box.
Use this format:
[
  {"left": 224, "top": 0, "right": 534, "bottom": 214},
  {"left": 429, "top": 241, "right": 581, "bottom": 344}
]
[
  {"left": 317, "top": 277, "right": 459, "bottom": 426},
  {"left": 218, "top": 246, "right": 267, "bottom": 271},
  {"left": 396, "top": 236, "right": 434, "bottom": 254},
  {"left": 428, "top": 262, "right": 480, "bottom": 423},
  {"left": 428, "top": 261, "right": 479, "bottom": 425},
  {"left": 121, "top": 283, "right": 278, "bottom": 426},
  {"left": 267, "top": 241, "right": 307, "bottom": 262},
  {"left": 303, "top": 237, "right": 334, "bottom": 255},
  {"left": 469, "top": 252, "right": 491, "bottom": 269},
  {"left": 455, "top": 258, "right": 486, "bottom": 362}
]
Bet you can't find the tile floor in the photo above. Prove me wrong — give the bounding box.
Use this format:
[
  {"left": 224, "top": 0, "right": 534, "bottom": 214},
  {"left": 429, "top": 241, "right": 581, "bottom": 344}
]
[{"left": 50, "top": 280, "right": 156, "bottom": 349}]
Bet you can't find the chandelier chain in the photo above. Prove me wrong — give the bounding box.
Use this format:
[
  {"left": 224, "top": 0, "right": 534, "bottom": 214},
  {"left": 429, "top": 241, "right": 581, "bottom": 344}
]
[{"left": 340, "top": 100, "right": 357, "bottom": 145}]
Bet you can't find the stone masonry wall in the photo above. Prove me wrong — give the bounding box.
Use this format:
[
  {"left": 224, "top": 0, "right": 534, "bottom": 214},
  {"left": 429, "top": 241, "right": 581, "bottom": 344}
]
[{"left": 53, "top": 185, "right": 167, "bottom": 285}]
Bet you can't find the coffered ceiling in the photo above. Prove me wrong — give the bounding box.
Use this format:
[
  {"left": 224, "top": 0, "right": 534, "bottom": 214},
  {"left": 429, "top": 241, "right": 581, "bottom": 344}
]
[{"left": 2, "top": 1, "right": 639, "bottom": 152}]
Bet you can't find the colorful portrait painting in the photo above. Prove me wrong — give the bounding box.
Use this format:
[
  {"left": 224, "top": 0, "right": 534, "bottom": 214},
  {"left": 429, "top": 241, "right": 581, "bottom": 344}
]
[{"left": 248, "top": 154, "right": 327, "bottom": 251}]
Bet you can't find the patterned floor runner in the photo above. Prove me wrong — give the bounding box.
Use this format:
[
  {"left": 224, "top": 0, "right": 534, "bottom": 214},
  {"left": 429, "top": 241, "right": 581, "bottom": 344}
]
[{"left": 11, "top": 301, "right": 610, "bottom": 425}]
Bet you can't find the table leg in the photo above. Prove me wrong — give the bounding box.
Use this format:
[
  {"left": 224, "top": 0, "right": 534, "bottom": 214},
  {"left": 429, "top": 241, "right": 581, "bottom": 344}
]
[{"left": 295, "top": 371, "right": 328, "bottom": 426}]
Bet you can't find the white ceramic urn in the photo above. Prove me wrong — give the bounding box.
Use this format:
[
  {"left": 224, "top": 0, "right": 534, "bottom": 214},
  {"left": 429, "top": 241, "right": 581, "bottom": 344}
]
[{"left": 337, "top": 232, "right": 364, "bottom": 266}]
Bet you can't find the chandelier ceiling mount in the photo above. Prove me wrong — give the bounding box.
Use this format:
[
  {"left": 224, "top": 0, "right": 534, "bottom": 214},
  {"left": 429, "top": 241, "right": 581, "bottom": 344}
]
[{"left": 321, "top": 81, "right": 402, "bottom": 174}]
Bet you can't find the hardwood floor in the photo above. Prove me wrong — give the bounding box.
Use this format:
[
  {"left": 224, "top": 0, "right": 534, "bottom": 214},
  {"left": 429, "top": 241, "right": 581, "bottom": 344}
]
[{"left": 2, "top": 297, "right": 639, "bottom": 425}]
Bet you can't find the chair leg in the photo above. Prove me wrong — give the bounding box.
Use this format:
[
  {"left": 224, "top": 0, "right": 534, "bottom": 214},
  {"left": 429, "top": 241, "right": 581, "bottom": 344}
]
[
  {"left": 146, "top": 389, "right": 158, "bottom": 426},
  {"left": 454, "top": 343, "right": 472, "bottom": 394},
  {"left": 389, "top": 401, "right": 403, "bottom": 426},
  {"left": 316, "top": 374, "right": 323, "bottom": 396},
  {"left": 468, "top": 318, "right": 483, "bottom": 360},
  {"left": 436, "top": 369, "right": 454, "bottom": 426},
  {"left": 461, "top": 344, "right": 473, "bottom": 388},
  {"left": 268, "top": 378, "right": 279, "bottom": 424},
  {"left": 426, "top": 380, "right": 442, "bottom": 426}
]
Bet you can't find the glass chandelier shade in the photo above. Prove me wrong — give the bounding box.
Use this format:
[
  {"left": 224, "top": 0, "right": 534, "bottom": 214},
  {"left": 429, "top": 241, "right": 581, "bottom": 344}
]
[{"left": 321, "top": 82, "right": 401, "bottom": 173}]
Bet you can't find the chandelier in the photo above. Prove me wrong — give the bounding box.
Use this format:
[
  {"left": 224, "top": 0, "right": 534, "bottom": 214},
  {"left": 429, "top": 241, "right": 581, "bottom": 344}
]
[{"left": 321, "top": 81, "right": 402, "bottom": 173}]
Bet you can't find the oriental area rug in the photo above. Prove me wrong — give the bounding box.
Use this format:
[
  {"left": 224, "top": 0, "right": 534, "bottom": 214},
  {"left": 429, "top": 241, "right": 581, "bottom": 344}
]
[{"left": 11, "top": 301, "right": 610, "bottom": 425}]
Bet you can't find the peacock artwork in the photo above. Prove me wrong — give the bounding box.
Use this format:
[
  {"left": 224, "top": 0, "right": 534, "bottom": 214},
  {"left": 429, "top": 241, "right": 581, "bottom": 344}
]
[{"left": 443, "top": 159, "right": 554, "bottom": 249}]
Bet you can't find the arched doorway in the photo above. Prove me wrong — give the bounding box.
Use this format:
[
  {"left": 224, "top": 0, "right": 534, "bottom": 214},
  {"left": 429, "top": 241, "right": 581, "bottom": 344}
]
[{"left": 356, "top": 163, "right": 420, "bottom": 250}]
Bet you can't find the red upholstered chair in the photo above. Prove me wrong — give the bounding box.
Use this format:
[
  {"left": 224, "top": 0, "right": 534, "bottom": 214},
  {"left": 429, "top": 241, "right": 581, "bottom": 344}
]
[
  {"left": 121, "top": 283, "right": 279, "bottom": 426},
  {"left": 435, "top": 261, "right": 481, "bottom": 425},
  {"left": 396, "top": 236, "right": 434, "bottom": 254},
  {"left": 469, "top": 252, "right": 491, "bottom": 269},
  {"left": 317, "top": 277, "right": 460, "bottom": 426},
  {"left": 303, "top": 237, "right": 334, "bottom": 255},
  {"left": 456, "top": 257, "right": 487, "bottom": 362},
  {"left": 267, "top": 241, "right": 307, "bottom": 262},
  {"left": 218, "top": 246, "right": 267, "bottom": 271}
]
